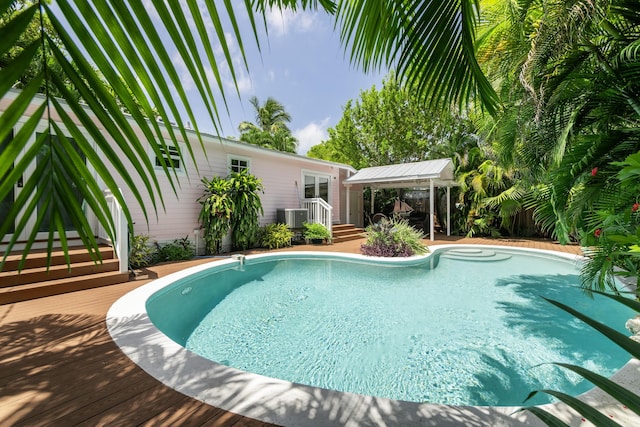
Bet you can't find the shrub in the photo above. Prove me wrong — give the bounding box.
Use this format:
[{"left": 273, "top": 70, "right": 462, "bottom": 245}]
[
  {"left": 302, "top": 222, "right": 331, "bottom": 241},
  {"left": 197, "top": 170, "right": 264, "bottom": 253},
  {"left": 154, "top": 236, "right": 195, "bottom": 262},
  {"left": 198, "top": 176, "right": 233, "bottom": 254},
  {"left": 360, "top": 217, "right": 427, "bottom": 257},
  {"left": 261, "top": 223, "right": 294, "bottom": 249},
  {"left": 228, "top": 170, "right": 264, "bottom": 250},
  {"left": 129, "top": 234, "right": 156, "bottom": 268}
]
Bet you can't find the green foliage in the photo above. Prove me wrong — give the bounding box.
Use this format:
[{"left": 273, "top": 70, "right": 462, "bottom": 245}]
[
  {"left": 154, "top": 236, "right": 194, "bottom": 262},
  {"left": 360, "top": 217, "right": 427, "bottom": 257},
  {"left": 465, "top": 208, "right": 502, "bottom": 238},
  {"left": 238, "top": 96, "right": 297, "bottom": 153},
  {"left": 579, "top": 152, "right": 640, "bottom": 297},
  {"left": 228, "top": 170, "right": 264, "bottom": 250},
  {"left": 129, "top": 234, "right": 155, "bottom": 269},
  {"left": 198, "top": 170, "right": 263, "bottom": 254},
  {"left": 307, "top": 72, "right": 480, "bottom": 169},
  {"left": 302, "top": 222, "right": 331, "bottom": 241},
  {"left": 260, "top": 223, "right": 294, "bottom": 250},
  {"left": 197, "top": 176, "right": 233, "bottom": 254}
]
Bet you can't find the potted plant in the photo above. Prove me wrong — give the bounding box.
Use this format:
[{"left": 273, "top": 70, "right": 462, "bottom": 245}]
[{"left": 303, "top": 222, "right": 331, "bottom": 244}]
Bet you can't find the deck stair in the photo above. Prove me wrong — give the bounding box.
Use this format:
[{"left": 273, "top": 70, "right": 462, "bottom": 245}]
[
  {"left": 440, "top": 248, "right": 512, "bottom": 262},
  {"left": 0, "top": 245, "right": 129, "bottom": 305},
  {"left": 332, "top": 224, "right": 365, "bottom": 243}
]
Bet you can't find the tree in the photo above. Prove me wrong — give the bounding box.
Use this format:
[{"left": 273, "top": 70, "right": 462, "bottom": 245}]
[
  {"left": 308, "top": 72, "right": 479, "bottom": 169},
  {"left": 0, "top": 0, "right": 79, "bottom": 99},
  {"left": 238, "top": 96, "right": 297, "bottom": 153}
]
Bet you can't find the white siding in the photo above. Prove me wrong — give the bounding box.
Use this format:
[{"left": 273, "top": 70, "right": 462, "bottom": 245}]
[{"left": 1, "top": 91, "right": 358, "bottom": 247}]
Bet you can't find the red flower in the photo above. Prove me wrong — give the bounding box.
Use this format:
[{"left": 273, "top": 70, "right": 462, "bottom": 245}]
[
  {"left": 594, "top": 228, "right": 602, "bottom": 237},
  {"left": 633, "top": 203, "right": 639, "bottom": 213},
  {"left": 591, "top": 167, "right": 598, "bottom": 176}
]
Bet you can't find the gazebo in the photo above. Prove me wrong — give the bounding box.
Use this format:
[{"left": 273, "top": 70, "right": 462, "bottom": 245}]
[{"left": 343, "top": 158, "right": 458, "bottom": 241}]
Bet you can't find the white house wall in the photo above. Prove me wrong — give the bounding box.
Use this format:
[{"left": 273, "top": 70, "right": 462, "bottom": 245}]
[{"left": 1, "top": 91, "right": 355, "bottom": 247}]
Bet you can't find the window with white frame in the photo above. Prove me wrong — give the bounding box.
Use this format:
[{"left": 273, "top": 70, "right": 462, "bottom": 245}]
[
  {"left": 228, "top": 155, "right": 251, "bottom": 173},
  {"left": 154, "top": 144, "right": 183, "bottom": 172}
]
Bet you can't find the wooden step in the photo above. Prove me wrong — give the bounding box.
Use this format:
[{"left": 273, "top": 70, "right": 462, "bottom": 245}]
[
  {"left": 2, "top": 246, "right": 114, "bottom": 272},
  {"left": 0, "top": 271, "right": 130, "bottom": 305},
  {"left": 331, "top": 224, "right": 365, "bottom": 244},
  {"left": 0, "top": 258, "right": 121, "bottom": 288},
  {"left": 0, "top": 244, "right": 128, "bottom": 305}
]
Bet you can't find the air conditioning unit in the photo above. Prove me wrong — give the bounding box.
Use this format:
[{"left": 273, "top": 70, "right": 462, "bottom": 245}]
[{"left": 277, "top": 208, "right": 308, "bottom": 228}]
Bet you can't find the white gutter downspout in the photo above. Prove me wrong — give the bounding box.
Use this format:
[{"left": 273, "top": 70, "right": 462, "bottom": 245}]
[
  {"left": 447, "top": 185, "right": 451, "bottom": 236},
  {"left": 346, "top": 184, "right": 351, "bottom": 225},
  {"left": 429, "top": 179, "right": 435, "bottom": 241}
]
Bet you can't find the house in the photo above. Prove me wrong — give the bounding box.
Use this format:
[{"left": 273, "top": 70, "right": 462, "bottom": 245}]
[{"left": 0, "top": 89, "right": 364, "bottom": 261}]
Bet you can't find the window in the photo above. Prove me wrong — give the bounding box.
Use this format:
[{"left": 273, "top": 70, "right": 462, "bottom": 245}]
[
  {"left": 228, "top": 155, "right": 250, "bottom": 173},
  {"left": 155, "top": 144, "right": 183, "bottom": 171}
]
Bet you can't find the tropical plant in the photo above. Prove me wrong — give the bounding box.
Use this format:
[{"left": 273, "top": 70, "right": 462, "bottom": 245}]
[
  {"left": 238, "top": 96, "right": 298, "bottom": 153},
  {"left": 154, "top": 236, "right": 194, "bottom": 263},
  {"left": 302, "top": 221, "right": 331, "bottom": 242},
  {"left": 197, "top": 176, "right": 233, "bottom": 255},
  {"left": 227, "top": 169, "right": 264, "bottom": 250},
  {"left": 260, "top": 223, "right": 294, "bottom": 250},
  {"left": 360, "top": 217, "right": 427, "bottom": 257},
  {"left": 1, "top": 0, "right": 497, "bottom": 266},
  {"left": 476, "top": 0, "right": 640, "bottom": 244},
  {"left": 128, "top": 233, "right": 154, "bottom": 269},
  {"left": 578, "top": 152, "right": 640, "bottom": 298},
  {"left": 457, "top": 159, "right": 527, "bottom": 236}
]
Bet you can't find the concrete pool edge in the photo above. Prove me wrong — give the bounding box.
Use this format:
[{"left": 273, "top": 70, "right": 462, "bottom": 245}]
[{"left": 107, "top": 246, "right": 640, "bottom": 426}]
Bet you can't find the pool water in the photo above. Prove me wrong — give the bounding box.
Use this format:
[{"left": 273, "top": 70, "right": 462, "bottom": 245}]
[{"left": 148, "top": 249, "right": 633, "bottom": 406}]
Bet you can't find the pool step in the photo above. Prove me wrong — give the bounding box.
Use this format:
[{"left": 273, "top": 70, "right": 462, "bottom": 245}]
[{"left": 440, "top": 249, "right": 512, "bottom": 262}]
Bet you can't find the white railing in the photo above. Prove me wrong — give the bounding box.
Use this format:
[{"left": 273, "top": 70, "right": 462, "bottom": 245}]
[
  {"left": 99, "top": 189, "right": 129, "bottom": 273},
  {"left": 301, "top": 197, "right": 333, "bottom": 234}
]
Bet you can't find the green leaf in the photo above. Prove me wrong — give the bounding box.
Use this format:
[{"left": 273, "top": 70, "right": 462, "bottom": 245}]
[
  {"left": 543, "top": 297, "right": 640, "bottom": 359},
  {"left": 524, "top": 389, "right": 621, "bottom": 427},
  {"left": 552, "top": 362, "right": 640, "bottom": 416}
]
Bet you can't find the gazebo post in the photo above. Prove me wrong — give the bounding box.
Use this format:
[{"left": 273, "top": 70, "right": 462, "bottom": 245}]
[{"left": 429, "top": 179, "right": 435, "bottom": 241}]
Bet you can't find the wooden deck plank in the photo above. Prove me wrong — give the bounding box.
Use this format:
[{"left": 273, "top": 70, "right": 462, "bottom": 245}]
[{"left": 0, "top": 236, "right": 582, "bottom": 427}]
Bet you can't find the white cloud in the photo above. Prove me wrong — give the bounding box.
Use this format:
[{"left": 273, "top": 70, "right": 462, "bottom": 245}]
[
  {"left": 265, "top": 8, "right": 323, "bottom": 37},
  {"left": 294, "top": 118, "right": 330, "bottom": 155},
  {"left": 171, "top": 51, "right": 194, "bottom": 91}
]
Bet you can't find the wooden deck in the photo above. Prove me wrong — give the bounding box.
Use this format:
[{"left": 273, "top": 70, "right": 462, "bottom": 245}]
[{"left": 0, "top": 236, "right": 583, "bottom": 426}]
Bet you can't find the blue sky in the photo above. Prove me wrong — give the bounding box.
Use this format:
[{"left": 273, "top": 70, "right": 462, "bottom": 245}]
[{"left": 173, "top": 6, "right": 387, "bottom": 155}]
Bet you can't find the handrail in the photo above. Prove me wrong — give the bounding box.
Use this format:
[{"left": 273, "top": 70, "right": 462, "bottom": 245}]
[
  {"left": 99, "top": 189, "right": 129, "bottom": 273},
  {"left": 300, "top": 197, "right": 332, "bottom": 235}
]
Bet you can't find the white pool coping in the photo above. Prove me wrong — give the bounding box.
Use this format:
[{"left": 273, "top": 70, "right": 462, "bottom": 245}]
[{"left": 107, "top": 245, "right": 640, "bottom": 426}]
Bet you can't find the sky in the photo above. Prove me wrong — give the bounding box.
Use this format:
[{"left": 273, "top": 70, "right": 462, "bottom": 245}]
[{"left": 170, "top": 6, "right": 387, "bottom": 155}]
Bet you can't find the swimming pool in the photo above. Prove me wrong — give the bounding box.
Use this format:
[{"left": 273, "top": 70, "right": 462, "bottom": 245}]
[{"left": 107, "top": 246, "right": 639, "bottom": 426}]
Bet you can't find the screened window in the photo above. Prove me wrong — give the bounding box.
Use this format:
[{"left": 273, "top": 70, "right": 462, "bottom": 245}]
[
  {"left": 229, "top": 156, "right": 250, "bottom": 173},
  {"left": 155, "top": 144, "right": 182, "bottom": 171}
]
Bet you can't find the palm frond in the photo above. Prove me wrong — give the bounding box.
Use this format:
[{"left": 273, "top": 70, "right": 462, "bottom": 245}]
[{"left": 335, "top": 0, "right": 500, "bottom": 115}]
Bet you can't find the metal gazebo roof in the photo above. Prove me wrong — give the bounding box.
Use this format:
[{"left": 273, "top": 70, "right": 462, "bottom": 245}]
[{"left": 343, "top": 158, "right": 456, "bottom": 188}]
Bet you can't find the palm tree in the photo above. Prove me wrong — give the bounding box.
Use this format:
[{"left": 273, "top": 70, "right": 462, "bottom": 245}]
[{"left": 238, "top": 96, "right": 297, "bottom": 153}]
